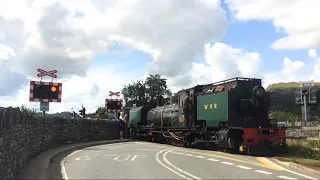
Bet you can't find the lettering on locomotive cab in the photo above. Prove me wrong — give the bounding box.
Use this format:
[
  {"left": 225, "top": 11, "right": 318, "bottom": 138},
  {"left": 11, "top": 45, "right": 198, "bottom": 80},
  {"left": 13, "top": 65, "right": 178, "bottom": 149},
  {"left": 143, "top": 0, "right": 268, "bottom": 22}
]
[{"left": 204, "top": 103, "right": 217, "bottom": 109}]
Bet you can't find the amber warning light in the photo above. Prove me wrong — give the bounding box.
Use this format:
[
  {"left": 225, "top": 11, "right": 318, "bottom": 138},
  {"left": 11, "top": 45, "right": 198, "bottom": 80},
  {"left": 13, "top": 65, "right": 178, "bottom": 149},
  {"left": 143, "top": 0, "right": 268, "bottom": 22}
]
[{"left": 51, "top": 86, "right": 57, "bottom": 92}]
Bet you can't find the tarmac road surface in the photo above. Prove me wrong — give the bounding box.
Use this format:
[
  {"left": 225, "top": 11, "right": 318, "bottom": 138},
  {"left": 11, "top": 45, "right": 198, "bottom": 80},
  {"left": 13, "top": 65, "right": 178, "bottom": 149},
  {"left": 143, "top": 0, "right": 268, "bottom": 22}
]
[{"left": 56, "top": 141, "right": 320, "bottom": 180}]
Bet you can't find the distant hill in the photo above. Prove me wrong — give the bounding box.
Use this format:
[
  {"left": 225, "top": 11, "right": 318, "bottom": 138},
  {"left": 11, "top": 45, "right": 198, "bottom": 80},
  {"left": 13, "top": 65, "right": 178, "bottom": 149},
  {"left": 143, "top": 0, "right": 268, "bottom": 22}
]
[
  {"left": 266, "top": 82, "right": 320, "bottom": 119},
  {"left": 266, "top": 82, "right": 320, "bottom": 91}
]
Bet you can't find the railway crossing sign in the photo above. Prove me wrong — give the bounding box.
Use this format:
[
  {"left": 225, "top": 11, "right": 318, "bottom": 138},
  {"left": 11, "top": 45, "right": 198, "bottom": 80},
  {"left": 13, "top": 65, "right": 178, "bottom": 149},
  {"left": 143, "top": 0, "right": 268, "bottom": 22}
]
[
  {"left": 105, "top": 99, "right": 123, "bottom": 112},
  {"left": 37, "top": 68, "right": 57, "bottom": 81},
  {"left": 109, "top": 91, "right": 120, "bottom": 97},
  {"left": 29, "top": 68, "right": 62, "bottom": 115},
  {"left": 29, "top": 81, "right": 62, "bottom": 102}
]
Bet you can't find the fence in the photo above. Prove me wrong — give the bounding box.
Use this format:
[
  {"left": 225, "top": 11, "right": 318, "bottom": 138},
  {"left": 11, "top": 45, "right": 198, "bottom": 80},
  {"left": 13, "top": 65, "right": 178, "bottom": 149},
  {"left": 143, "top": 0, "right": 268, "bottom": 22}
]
[{"left": 281, "top": 121, "right": 319, "bottom": 127}]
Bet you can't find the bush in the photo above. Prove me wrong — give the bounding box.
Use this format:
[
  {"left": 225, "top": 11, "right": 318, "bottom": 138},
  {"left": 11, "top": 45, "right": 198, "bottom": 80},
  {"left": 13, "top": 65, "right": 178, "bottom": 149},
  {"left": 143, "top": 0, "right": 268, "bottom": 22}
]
[{"left": 286, "top": 139, "right": 320, "bottom": 160}]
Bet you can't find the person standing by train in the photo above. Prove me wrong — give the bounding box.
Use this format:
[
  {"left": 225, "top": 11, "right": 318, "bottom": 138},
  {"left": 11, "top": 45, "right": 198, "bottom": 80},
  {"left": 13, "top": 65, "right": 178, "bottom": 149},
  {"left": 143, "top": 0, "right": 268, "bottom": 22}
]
[
  {"left": 118, "top": 112, "right": 126, "bottom": 139},
  {"left": 183, "top": 91, "right": 192, "bottom": 127}
]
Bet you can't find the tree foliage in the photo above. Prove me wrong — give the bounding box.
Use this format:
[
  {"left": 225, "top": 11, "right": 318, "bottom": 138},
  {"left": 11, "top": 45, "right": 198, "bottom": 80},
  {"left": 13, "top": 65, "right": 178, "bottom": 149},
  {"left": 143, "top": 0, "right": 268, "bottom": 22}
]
[
  {"left": 121, "top": 74, "right": 172, "bottom": 107},
  {"left": 272, "top": 110, "right": 320, "bottom": 122},
  {"left": 272, "top": 110, "right": 300, "bottom": 122}
]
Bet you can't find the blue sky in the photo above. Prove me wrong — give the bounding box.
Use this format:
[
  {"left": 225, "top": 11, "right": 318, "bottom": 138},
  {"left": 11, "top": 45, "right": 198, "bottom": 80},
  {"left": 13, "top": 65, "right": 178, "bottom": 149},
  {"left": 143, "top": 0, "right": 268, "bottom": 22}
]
[{"left": 89, "top": 1, "right": 311, "bottom": 76}]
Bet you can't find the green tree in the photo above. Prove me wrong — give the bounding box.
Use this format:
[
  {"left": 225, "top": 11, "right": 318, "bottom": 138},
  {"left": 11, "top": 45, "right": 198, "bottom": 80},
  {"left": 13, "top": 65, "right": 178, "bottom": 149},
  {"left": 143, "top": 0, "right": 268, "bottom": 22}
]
[
  {"left": 122, "top": 80, "right": 148, "bottom": 107},
  {"left": 121, "top": 74, "right": 172, "bottom": 108},
  {"left": 145, "top": 74, "right": 172, "bottom": 107},
  {"left": 94, "top": 107, "right": 109, "bottom": 119}
]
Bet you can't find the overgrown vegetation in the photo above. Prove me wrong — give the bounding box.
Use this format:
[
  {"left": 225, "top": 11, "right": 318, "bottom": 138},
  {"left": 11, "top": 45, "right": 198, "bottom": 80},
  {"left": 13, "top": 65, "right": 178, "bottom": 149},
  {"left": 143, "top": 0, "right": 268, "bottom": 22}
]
[
  {"left": 267, "top": 81, "right": 320, "bottom": 121},
  {"left": 285, "top": 139, "right": 320, "bottom": 160},
  {"left": 276, "top": 139, "right": 320, "bottom": 170}
]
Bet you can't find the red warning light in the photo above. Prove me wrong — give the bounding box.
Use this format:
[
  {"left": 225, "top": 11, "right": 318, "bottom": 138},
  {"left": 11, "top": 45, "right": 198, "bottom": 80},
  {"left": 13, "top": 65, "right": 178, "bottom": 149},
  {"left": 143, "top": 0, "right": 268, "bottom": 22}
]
[
  {"left": 51, "top": 86, "right": 57, "bottom": 92},
  {"left": 117, "top": 101, "right": 121, "bottom": 106}
]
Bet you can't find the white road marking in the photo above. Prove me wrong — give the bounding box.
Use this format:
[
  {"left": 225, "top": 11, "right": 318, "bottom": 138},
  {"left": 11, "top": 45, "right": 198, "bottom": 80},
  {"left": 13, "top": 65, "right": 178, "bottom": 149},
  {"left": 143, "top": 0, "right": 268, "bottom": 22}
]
[
  {"left": 255, "top": 170, "right": 273, "bottom": 175},
  {"left": 113, "top": 155, "right": 131, "bottom": 161},
  {"left": 185, "top": 154, "right": 194, "bottom": 156},
  {"left": 277, "top": 176, "right": 297, "bottom": 180},
  {"left": 170, "top": 151, "right": 184, "bottom": 155},
  {"left": 262, "top": 158, "right": 317, "bottom": 180},
  {"left": 61, "top": 150, "right": 83, "bottom": 180},
  {"left": 75, "top": 158, "right": 80, "bottom": 160},
  {"left": 163, "top": 150, "right": 202, "bottom": 180},
  {"left": 236, "top": 165, "right": 252, "bottom": 170},
  {"left": 107, "top": 148, "right": 160, "bottom": 151},
  {"left": 130, "top": 155, "right": 147, "bottom": 161},
  {"left": 221, "top": 162, "right": 234, "bottom": 165},
  {"left": 155, "top": 149, "right": 193, "bottom": 180},
  {"left": 194, "top": 156, "right": 205, "bottom": 159},
  {"left": 207, "top": 158, "right": 220, "bottom": 162}
]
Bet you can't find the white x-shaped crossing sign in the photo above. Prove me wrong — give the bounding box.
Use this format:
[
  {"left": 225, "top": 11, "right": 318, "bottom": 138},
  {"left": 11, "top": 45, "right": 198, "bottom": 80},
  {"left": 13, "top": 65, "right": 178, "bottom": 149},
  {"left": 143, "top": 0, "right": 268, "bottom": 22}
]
[{"left": 37, "top": 68, "right": 57, "bottom": 78}]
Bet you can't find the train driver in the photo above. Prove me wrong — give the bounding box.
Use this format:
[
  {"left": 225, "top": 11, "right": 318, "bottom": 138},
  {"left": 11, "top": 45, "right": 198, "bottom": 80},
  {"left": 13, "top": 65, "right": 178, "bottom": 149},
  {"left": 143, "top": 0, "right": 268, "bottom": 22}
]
[{"left": 183, "top": 91, "right": 192, "bottom": 127}]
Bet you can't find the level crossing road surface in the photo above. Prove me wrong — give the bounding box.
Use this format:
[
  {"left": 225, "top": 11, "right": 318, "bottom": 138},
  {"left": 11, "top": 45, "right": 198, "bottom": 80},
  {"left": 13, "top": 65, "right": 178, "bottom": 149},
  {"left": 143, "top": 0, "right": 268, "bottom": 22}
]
[{"left": 54, "top": 141, "right": 320, "bottom": 180}]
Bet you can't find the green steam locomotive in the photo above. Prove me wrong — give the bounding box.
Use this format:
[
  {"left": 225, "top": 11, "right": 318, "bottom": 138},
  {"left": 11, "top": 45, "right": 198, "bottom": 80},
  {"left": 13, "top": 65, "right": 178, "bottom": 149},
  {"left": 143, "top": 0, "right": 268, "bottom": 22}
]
[{"left": 126, "top": 77, "right": 286, "bottom": 154}]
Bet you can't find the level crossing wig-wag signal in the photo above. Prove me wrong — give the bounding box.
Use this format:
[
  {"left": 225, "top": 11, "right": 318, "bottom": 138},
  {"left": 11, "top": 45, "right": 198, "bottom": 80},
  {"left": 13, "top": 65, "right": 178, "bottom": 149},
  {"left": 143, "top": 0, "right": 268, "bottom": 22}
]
[
  {"left": 29, "top": 68, "right": 62, "bottom": 114},
  {"left": 105, "top": 91, "right": 123, "bottom": 113}
]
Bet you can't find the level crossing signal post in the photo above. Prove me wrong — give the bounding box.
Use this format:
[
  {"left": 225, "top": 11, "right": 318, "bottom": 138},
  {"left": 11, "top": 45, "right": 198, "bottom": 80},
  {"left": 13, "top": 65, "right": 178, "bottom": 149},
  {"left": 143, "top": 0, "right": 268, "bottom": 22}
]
[
  {"left": 79, "top": 105, "right": 86, "bottom": 123},
  {"left": 295, "top": 81, "right": 319, "bottom": 122},
  {"left": 29, "top": 68, "right": 62, "bottom": 116},
  {"left": 105, "top": 91, "right": 123, "bottom": 120}
]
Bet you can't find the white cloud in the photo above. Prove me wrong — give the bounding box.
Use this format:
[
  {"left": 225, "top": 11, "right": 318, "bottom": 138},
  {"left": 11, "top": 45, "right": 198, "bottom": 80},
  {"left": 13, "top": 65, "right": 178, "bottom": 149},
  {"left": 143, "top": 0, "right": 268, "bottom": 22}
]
[
  {"left": 0, "top": 43, "right": 15, "bottom": 60},
  {"left": 225, "top": 0, "right": 320, "bottom": 50},
  {"left": 0, "top": 0, "right": 318, "bottom": 114},
  {"left": 263, "top": 57, "right": 306, "bottom": 87},
  {"left": 0, "top": 0, "right": 229, "bottom": 112},
  {"left": 308, "top": 49, "right": 317, "bottom": 58},
  {"left": 189, "top": 42, "right": 312, "bottom": 89},
  {"left": 182, "top": 42, "right": 263, "bottom": 90}
]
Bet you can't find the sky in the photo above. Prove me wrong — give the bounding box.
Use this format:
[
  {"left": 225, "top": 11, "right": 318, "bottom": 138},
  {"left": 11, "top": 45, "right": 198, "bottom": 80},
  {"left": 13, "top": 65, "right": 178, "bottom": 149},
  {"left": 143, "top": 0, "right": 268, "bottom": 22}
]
[{"left": 0, "top": 0, "right": 320, "bottom": 114}]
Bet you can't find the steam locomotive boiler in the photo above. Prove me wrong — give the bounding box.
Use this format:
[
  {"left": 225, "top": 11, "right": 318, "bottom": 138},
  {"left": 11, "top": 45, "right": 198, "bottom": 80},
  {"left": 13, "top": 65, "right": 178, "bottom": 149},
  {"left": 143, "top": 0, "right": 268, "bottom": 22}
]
[{"left": 127, "top": 77, "right": 287, "bottom": 155}]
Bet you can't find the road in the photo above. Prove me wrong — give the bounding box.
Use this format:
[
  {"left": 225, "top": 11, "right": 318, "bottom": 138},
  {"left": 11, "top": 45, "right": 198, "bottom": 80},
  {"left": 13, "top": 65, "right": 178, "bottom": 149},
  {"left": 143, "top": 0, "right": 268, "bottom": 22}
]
[{"left": 55, "top": 141, "right": 320, "bottom": 180}]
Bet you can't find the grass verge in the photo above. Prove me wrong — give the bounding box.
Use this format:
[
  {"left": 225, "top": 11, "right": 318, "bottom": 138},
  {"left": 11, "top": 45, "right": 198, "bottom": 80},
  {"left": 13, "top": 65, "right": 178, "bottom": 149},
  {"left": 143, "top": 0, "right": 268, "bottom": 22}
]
[{"left": 274, "top": 139, "right": 320, "bottom": 171}]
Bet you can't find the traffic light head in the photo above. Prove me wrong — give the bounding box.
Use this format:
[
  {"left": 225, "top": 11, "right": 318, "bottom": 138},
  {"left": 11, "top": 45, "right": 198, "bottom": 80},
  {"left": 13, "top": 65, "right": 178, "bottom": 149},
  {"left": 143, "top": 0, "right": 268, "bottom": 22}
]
[
  {"left": 33, "top": 84, "right": 59, "bottom": 99},
  {"left": 51, "top": 86, "right": 57, "bottom": 92},
  {"left": 29, "top": 81, "right": 62, "bottom": 102},
  {"left": 106, "top": 100, "right": 122, "bottom": 111}
]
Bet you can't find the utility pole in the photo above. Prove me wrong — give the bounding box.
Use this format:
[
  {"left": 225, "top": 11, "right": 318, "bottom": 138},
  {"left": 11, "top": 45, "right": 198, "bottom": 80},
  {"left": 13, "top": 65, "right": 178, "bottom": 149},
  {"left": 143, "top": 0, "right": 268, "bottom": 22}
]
[{"left": 295, "top": 81, "right": 316, "bottom": 122}]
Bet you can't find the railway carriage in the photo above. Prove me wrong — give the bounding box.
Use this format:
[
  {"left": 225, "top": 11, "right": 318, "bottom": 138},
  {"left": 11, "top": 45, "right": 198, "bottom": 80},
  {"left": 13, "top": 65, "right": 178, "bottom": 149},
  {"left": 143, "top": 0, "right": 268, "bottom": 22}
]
[{"left": 126, "top": 77, "right": 287, "bottom": 155}]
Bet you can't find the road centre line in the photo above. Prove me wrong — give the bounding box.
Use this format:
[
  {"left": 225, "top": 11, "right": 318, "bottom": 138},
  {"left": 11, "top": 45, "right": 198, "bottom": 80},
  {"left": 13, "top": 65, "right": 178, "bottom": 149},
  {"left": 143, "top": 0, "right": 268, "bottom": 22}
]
[
  {"left": 236, "top": 165, "right": 252, "bottom": 170},
  {"left": 106, "top": 148, "right": 160, "bottom": 151},
  {"left": 163, "top": 150, "right": 202, "bottom": 180},
  {"left": 277, "top": 175, "right": 297, "bottom": 180},
  {"left": 221, "top": 161, "right": 235, "bottom": 165},
  {"left": 140, "top": 141, "right": 318, "bottom": 180},
  {"left": 167, "top": 149, "right": 299, "bottom": 180},
  {"left": 172, "top": 149, "right": 274, "bottom": 169},
  {"left": 155, "top": 148, "right": 193, "bottom": 180},
  {"left": 255, "top": 170, "right": 273, "bottom": 174}
]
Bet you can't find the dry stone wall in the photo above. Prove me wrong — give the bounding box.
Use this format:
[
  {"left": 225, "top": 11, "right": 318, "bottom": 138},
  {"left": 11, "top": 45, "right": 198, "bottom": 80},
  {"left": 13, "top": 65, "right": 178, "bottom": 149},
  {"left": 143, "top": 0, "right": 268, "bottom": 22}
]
[{"left": 0, "top": 107, "right": 121, "bottom": 180}]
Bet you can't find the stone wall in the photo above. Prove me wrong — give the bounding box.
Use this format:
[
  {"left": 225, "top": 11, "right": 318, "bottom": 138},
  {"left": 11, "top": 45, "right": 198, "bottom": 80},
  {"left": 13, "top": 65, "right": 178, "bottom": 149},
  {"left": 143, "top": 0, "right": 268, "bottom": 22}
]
[{"left": 0, "top": 107, "right": 121, "bottom": 180}]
